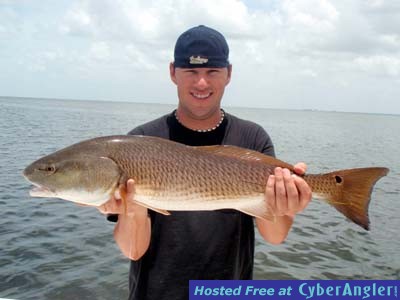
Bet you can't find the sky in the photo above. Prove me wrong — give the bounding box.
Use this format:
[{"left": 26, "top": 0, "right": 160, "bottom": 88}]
[{"left": 0, "top": 0, "right": 399, "bottom": 114}]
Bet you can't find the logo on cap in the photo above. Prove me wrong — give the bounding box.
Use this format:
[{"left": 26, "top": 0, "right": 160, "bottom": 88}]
[{"left": 189, "top": 56, "right": 209, "bottom": 65}]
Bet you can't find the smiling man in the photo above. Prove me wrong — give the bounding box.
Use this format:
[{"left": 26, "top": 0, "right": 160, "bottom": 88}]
[
  {"left": 99, "top": 25, "right": 312, "bottom": 300},
  {"left": 171, "top": 26, "right": 231, "bottom": 131},
  {"left": 171, "top": 66, "right": 230, "bottom": 131}
]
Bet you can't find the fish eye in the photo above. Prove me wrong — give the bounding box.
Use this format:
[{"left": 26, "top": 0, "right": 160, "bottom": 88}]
[{"left": 38, "top": 165, "right": 56, "bottom": 173}]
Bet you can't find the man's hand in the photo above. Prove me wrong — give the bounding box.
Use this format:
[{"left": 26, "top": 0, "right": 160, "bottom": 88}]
[
  {"left": 98, "top": 179, "right": 148, "bottom": 217},
  {"left": 98, "top": 179, "right": 151, "bottom": 260},
  {"left": 266, "top": 163, "right": 312, "bottom": 218},
  {"left": 256, "top": 162, "right": 312, "bottom": 244}
]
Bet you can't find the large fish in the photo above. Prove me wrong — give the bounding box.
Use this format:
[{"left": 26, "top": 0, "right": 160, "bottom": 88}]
[{"left": 23, "top": 135, "right": 389, "bottom": 230}]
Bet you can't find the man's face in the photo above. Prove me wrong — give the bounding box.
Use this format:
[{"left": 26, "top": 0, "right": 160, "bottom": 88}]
[{"left": 170, "top": 64, "right": 232, "bottom": 120}]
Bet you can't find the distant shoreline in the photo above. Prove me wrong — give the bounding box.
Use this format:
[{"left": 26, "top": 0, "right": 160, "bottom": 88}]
[{"left": 1, "top": 95, "right": 398, "bottom": 117}]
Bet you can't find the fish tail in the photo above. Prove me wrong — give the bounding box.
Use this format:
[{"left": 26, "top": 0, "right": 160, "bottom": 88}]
[{"left": 315, "top": 167, "right": 389, "bottom": 230}]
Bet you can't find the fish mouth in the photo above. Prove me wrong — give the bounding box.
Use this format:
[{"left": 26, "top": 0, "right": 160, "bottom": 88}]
[
  {"left": 26, "top": 181, "right": 56, "bottom": 198},
  {"left": 30, "top": 186, "right": 53, "bottom": 197}
]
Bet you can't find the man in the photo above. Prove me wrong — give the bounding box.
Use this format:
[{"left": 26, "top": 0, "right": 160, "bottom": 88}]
[{"left": 99, "top": 25, "right": 312, "bottom": 300}]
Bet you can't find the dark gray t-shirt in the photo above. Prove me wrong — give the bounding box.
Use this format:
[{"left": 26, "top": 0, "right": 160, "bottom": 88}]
[{"left": 127, "top": 112, "right": 274, "bottom": 300}]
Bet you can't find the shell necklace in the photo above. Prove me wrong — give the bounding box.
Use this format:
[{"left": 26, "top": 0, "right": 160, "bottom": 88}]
[{"left": 174, "top": 109, "right": 225, "bottom": 133}]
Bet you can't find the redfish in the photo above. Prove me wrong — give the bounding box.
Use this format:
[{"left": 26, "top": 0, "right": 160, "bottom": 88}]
[{"left": 23, "top": 135, "right": 389, "bottom": 230}]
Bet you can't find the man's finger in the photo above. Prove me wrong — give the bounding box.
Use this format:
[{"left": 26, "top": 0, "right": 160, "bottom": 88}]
[
  {"left": 293, "top": 162, "right": 307, "bottom": 175},
  {"left": 126, "top": 179, "right": 135, "bottom": 197},
  {"left": 274, "top": 167, "right": 287, "bottom": 214},
  {"left": 266, "top": 175, "right": 276, "bottom": 215},
  {"left": 283, "top": 169, "right": 299, "bottom": 213},
  {"left": 114, "top": 189, "right": 121, "bottom": 200},
  {"left": 293, "top": 175, "right": 312, "bottom": 211}
]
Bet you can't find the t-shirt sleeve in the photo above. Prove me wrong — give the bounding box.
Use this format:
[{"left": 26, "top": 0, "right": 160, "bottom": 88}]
[
  {"left": 128, "top": 126, "right": 145, "bottom": 136},
  {"left": 255, "top": 126, "right": 275, "bottom": 157}
]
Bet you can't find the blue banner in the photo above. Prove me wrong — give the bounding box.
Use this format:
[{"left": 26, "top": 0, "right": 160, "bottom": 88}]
[{"left": 189, "top": 280, "right": 399, "bottom": 300}]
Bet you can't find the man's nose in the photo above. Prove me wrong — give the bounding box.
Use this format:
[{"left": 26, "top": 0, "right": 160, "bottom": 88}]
[{"left": 195, "top": 76, "right": 208, "bottom": 89}]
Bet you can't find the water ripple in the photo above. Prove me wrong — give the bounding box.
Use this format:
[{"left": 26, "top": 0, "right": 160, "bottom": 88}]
[{"left": 1, "top": 98, "right": 399, "bottom": 298}]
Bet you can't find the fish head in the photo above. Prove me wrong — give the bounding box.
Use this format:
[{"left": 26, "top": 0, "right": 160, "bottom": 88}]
[{"left": 23, "top": 153, "right": 122, "bottom": 206}]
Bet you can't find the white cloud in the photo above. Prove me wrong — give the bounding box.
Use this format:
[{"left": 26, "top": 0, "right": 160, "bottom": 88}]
[
  {"left": 380, "top": 34, "right": 400, "bottom": 48},
  {"left": 60, "top": 7, "right": 93, "bottom": 35},
  {"left": 365, "top": 0, "right": 384, "bottom": 8},
  {"left": 192, "top": 0, "right": 251, "bottom": 33},
  {"left": 125, "top": 44, "right": 157, "bottom": 70},
  {"left": 282, "top": 0, "right": 339, "bottom": 32},
  {"left": 1, "top": 0, "right": 400, "bottom": 113},
  {"left": 299, "top": 69, "right": 318, "bottom": 78},
  {"left": 0, "top": 5, "right": 20, "bottom": 38},
  {"left": 59, "top": 0, "right": 255, "bottom": 41},
  {"left": 89, "top": 42, "right": 110, "bottom": 60},
  {"left": 361, "top": 0, "right": 400, "bottom": 37},
  {"left": 355, "top": 55, "right": 400, "bottom": 77}
]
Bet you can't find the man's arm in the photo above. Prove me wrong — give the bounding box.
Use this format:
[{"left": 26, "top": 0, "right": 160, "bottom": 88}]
[
  {"left": 256, "top": 163, "right": 312, "bottom": 244},
  {"left": 99, "top": 179, "right": 151, "bottom": 260}
]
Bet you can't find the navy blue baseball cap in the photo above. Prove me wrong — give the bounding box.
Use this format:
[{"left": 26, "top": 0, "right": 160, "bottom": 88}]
[{"left": 173, "top": 25, "right": 230, "bottom": 68}]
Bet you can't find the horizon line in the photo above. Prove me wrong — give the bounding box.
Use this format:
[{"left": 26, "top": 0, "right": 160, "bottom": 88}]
[{"left": 1, "top": 95, "right": 398, "bottom": 117}]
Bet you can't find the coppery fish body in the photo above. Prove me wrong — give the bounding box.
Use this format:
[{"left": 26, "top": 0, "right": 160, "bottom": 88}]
[{"left": 23, "top": 135, "right": 389, "bottom": 230}]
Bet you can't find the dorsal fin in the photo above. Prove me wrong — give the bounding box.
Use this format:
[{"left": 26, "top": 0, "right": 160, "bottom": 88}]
[{"left": 195, "top": 145, "right": 294, "bottom": 170}]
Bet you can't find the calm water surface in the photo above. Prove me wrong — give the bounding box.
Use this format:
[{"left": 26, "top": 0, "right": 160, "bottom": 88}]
[{"left": 0, "top": 97, "right": 399, "bottom": 299}]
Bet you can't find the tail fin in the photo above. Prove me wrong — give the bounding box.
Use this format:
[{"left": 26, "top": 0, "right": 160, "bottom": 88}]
[{"left": 326, "top": 167, "right": 389, "bottom": 230}]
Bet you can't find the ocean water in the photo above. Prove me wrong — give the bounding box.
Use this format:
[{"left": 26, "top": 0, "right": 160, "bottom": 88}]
[{"left": 0, "top": 96, "right": 399, "bottom": 299}]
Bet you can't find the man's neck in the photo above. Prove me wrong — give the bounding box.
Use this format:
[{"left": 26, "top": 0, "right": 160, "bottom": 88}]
[{"left": 175, "top": 108, "right": 223, "bottom": 132}]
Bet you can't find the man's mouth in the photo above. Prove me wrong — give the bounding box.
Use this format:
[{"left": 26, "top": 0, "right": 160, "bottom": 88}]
[{"left": 191, "top": 92, "right": 212, "bottom": 100}]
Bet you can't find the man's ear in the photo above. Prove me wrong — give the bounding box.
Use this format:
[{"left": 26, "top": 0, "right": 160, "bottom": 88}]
[
  {"left": 169, "top": 62, "right": 177, "bottom": 85},
  {"left": 226, "top": 64, "right": 233, "bottom": 85}
]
